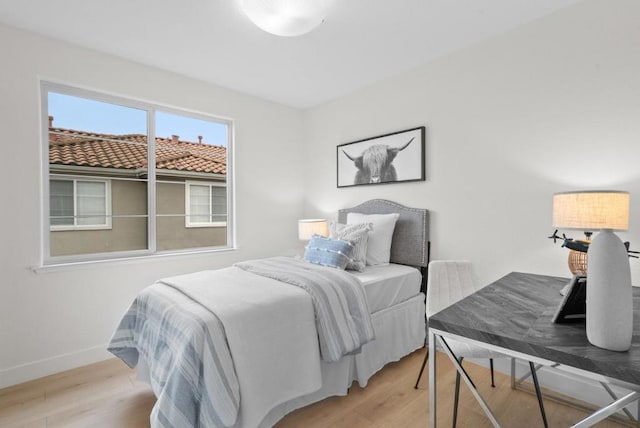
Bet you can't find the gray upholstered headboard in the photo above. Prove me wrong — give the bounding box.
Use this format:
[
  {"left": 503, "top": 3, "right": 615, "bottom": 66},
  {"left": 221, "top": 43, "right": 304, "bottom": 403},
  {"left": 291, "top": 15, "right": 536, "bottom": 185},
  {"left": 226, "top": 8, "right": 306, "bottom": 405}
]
[{"left": 338, "top": 199, "right": 430, "bottom": 268}]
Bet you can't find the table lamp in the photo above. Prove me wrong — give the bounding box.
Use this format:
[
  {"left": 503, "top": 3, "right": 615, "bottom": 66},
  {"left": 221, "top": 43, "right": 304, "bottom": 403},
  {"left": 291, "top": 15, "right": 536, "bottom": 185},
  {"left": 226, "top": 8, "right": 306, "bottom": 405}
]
[
  {"left": 552, "top": 190, "right": 632, "bottom": 351},
  {"left": 298, "top": 219, "right": 329, "bottom": 240}
]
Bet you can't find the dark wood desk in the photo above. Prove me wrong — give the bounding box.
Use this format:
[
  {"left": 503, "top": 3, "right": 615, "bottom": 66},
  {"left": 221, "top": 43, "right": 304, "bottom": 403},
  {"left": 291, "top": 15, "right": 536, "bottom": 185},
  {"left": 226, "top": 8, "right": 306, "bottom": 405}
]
[{"left": 428, "top": 272, "right": 640, "bottom": 427}]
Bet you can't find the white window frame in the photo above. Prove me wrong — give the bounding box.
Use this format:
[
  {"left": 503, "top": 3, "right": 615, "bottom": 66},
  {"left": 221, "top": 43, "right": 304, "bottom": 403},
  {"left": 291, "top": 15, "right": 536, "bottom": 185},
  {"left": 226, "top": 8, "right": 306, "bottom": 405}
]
[
  {"left": 40, "top": 80, "right": 235, "bottom": 267},
  {"left": 50, "top": 177, "right": 112, "bottom": 231},
  {"left": 185, "top": 181, "right": 227, "bottom": 228}
]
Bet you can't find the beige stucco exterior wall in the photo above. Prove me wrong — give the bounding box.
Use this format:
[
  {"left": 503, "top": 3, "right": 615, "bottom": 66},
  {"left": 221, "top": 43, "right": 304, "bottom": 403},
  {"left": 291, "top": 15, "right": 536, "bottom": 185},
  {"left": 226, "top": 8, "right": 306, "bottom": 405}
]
[
  {"left": 156, "top": 180, "right": 227, "bottom": 251},
  {"left": 50, "top": 178, "right": 226, "bottom": 256}
]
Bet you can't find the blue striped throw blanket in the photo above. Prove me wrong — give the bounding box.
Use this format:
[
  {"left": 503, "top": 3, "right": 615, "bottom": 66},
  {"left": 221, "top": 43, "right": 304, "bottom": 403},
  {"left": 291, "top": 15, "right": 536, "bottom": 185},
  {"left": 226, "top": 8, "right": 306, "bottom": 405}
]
[{"left": 108, "top": 283, "right": 240, "bottom": 428}]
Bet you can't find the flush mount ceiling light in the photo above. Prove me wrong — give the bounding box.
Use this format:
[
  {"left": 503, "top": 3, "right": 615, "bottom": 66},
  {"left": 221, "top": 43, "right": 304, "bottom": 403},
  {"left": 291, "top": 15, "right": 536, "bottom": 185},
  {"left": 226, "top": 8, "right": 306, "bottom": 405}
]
[{"left": 240, "top": 0, "right": 329, "bottom": 37}]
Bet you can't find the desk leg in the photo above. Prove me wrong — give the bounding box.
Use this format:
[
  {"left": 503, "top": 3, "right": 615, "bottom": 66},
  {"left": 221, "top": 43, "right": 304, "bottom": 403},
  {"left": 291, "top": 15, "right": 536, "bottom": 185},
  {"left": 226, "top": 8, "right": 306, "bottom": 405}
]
[
  {"left": 438, "top": 335, "right": 502, "bottom": 427},
  {"left": 571, "top": 392, "right": 640, "bottom": 428},
  {"left": 599, "top": 382, "right": 637, "bottom": 421},
  {"left": 429, "top": 329, "right": 437, "bottom": 428}
]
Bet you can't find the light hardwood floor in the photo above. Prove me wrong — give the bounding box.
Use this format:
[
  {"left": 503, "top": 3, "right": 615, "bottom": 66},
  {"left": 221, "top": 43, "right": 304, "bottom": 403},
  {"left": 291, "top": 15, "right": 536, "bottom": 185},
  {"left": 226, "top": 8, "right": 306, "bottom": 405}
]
[{"left": 0, "top": 349, "right": 628, "bottom": 428}]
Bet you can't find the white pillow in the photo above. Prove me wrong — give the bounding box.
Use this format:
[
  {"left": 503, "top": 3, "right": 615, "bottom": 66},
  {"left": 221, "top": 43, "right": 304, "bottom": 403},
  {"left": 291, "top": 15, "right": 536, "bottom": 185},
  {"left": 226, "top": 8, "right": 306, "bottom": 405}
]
[{"left": 347, "top": 212, "right": 399, "bottom": 265}]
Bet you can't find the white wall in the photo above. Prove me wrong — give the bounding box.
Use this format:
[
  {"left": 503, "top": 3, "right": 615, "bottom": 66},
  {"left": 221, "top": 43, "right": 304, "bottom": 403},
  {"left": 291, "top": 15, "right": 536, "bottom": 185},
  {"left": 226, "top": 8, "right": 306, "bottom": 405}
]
[
  {"left": 302, "top": 0, "right": 640, "bottom": 288},
  {"left": 0, "top": 24, "right": 305, "bottom": 387},
  {"left": 3, "top": 0, "right": 640, "bottom": 392}
]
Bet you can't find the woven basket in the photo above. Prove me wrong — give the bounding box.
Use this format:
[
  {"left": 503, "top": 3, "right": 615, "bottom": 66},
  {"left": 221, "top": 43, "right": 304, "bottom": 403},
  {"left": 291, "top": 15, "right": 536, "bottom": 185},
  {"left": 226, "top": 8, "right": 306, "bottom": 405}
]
[{"left": 568, "top": 249, "right": 588, "bottom": 275}]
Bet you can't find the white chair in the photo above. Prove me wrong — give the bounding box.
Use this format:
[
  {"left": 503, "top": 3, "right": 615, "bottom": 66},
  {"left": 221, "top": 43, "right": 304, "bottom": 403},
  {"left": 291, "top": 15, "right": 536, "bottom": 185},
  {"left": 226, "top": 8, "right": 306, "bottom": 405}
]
[{"left": 414, "top": 260, "right": 548, "bottom": 428}]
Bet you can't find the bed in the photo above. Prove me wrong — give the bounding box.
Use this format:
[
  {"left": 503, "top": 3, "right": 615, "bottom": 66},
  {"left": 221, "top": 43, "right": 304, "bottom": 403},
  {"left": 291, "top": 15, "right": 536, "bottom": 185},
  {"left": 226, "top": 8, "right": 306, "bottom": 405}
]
[{"left": 108, "top": 199, "right": 430, "bottom": 428}]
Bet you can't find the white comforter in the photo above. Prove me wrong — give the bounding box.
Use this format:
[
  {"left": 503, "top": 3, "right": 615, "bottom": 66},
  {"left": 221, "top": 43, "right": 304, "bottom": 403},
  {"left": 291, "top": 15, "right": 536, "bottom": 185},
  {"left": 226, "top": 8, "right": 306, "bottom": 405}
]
[{"left": 160, "top": 267, "right": 323, "bottom": 428}]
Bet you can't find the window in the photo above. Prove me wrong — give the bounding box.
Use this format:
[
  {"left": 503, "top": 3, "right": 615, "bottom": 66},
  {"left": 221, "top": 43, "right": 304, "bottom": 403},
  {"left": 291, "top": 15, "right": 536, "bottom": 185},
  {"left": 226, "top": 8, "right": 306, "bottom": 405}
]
[
  {"left": 42, "top": 81, "right": 233, "bottom": 264},
  {"left": 50, "top": 178, "right": 111, "bottom": 229},
  {"left": 186, "top": 182, "right": 227, "bottom": 227}
]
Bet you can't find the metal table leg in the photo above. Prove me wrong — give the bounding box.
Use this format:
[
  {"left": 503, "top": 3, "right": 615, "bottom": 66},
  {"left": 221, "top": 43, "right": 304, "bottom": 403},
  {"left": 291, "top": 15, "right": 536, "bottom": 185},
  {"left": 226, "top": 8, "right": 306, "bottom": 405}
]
[
  {"left": 429, "top": 328, "right": 437, "bottom": 428},
  {"left": 436, "top": 334, "right": 502, "bottom": 427},
  {"left": 572, "top": 392, "right": 640, "bottom": 428}
]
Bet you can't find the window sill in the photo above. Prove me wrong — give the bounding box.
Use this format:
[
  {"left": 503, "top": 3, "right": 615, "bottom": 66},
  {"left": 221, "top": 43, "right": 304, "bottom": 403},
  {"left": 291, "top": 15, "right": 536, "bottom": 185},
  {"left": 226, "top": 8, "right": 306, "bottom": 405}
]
[
  {"left": 32, "top": 246, "right": 237, "bottom": 274},
  {"left": 50, "top": 225, "right": 113, "bottom": 232},
  {"left": 185, "top": 223, "right": 227, "bottom": 228}
]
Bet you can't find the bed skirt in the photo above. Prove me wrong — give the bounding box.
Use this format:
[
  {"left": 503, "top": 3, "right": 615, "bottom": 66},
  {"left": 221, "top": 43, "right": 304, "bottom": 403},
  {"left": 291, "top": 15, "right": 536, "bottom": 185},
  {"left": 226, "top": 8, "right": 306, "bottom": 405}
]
[{"left": 258, "top": 293, "right": 425, "bottom": 427}]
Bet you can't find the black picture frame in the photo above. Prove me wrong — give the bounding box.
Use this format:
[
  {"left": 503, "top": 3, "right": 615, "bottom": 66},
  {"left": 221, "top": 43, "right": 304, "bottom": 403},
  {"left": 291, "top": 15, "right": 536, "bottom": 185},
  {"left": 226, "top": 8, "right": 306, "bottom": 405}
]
[{"left": 336, "top": 126, "right": 425, "bottom": 188}]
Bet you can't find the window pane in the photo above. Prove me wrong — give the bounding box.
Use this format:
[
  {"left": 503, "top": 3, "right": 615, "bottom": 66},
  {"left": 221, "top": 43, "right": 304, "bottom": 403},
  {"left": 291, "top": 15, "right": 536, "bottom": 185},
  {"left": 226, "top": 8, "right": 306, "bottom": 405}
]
[
  {"left": 211, "top": 186, "right": 227, "bottom": 223},
  {"left": 48, "top": 90, "right": 149, "bottom": 258},
  {"left": 50, "top": 180, "right": 74, "bottom": 226},
  {"left": 155, "top": 111, "right": 228, "bottom": 250},
  {"left": 189, "top": 185, "right": 211, "bottom": 223},
  {"left": 77, "top": 181, "right": 107, "bottom": 225}
]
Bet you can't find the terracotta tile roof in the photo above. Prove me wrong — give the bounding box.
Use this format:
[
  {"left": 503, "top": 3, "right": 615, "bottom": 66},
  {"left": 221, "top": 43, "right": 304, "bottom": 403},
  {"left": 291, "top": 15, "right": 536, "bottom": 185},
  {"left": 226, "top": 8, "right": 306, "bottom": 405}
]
[{"left": 49, "top": 126, "right": 226, "bottom": 175}]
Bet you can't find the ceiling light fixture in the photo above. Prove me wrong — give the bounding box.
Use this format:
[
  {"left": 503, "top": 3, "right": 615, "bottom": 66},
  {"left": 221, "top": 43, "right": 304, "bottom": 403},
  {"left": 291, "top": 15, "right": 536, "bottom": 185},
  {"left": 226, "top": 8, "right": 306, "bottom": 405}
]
[{"left": 240, "top": 0, "right": 329, "bottom": 37}]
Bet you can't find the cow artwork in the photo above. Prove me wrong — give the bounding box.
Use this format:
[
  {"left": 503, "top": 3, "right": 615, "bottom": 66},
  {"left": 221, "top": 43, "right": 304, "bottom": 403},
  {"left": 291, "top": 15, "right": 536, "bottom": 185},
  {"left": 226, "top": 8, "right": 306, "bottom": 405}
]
[
  {"left": 342, "top": 137, "right": 414, "bottom": 185},
  {"left": 336, "top": 126, "right": 425, "bottom": 188}
]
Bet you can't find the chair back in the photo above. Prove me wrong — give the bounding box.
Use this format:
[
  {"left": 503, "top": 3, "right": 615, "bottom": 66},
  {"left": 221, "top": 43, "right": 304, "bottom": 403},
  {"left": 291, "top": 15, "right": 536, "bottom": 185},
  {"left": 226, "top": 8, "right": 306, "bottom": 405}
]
[{"left": 426, "top": 260, "right": 482, "bottom": 319}]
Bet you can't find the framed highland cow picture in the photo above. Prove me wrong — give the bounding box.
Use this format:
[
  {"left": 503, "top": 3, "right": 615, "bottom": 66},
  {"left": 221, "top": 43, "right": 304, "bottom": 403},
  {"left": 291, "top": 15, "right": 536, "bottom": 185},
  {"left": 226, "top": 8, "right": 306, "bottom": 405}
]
[{"left": 337, "top": 126, "right": 425, "bottom": 188}]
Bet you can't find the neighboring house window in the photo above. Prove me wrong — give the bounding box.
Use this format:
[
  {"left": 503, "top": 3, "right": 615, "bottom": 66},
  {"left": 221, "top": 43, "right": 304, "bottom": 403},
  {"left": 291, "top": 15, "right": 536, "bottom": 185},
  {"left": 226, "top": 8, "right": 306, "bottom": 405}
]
[
  {"left": 50, "top": 178, "right": 111, "bottom": 229},
  {"left": 186, "top": 182, "right": 227, "bottom": 227},
  {"left": 42, "top": 81, "right": 233, "bottom": 265}
]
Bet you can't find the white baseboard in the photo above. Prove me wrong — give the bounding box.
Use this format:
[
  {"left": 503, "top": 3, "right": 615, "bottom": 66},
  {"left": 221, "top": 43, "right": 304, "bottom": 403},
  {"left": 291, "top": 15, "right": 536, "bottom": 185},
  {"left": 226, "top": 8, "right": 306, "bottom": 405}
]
[{"left": 0, "top": 344, "right": 113, "bottom": 389}]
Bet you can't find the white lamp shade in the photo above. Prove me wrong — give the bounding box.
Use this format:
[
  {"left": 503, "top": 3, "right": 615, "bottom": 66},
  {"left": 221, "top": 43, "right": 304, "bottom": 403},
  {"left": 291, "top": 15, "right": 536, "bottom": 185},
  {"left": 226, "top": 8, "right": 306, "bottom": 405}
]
[
  {"left": 240, "top": 0, "right": 328, "bottom": 37},
  {"left": 298, "top": 219, "right": 328, "bottom": 240},
  {"left": 552, "top": 191, "right": 629, "bottom": 231}
]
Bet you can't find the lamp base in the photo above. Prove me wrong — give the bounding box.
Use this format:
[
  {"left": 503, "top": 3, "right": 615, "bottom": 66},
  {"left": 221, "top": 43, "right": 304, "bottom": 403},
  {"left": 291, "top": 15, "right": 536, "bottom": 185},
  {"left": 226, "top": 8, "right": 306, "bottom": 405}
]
[{"left": 586, "top": 229, "right": 633, "bottom": 352}]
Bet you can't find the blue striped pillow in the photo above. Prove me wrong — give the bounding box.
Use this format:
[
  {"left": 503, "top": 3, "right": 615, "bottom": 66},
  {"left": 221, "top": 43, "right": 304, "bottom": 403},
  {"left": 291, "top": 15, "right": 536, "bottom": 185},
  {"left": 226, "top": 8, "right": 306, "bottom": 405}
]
[{"left": 303, "top": 235, "right": 355, "bottom": 270}]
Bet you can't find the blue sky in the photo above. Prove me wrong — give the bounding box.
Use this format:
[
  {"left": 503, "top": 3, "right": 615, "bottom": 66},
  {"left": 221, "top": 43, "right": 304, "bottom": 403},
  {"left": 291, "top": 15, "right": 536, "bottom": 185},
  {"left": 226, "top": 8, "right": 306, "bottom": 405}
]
[{"left": 48, "top": 92, "right": 228, "bottom": 146}]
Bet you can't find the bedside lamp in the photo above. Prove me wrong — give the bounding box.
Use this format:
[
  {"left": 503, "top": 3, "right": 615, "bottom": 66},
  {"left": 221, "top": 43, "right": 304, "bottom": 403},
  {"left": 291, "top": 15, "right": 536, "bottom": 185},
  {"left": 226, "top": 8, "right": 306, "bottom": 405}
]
[
  {"left": 298, "top": 219, "right": 328, "bottom": 240},
  {"left": 553, "top": 191, "right": 632, "bottom": 351}
]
